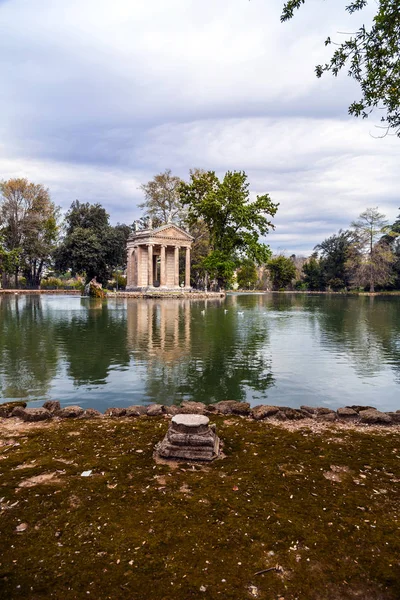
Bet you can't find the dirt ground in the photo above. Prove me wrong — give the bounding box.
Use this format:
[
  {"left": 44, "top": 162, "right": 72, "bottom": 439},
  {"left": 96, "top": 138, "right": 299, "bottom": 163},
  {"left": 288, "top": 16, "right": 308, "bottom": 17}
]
[{"left": 0, "top": 415, "right": 399, "bottom": 600}]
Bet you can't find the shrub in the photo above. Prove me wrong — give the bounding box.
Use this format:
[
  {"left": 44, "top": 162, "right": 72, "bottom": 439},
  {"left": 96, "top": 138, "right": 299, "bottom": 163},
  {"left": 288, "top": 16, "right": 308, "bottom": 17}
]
[{"left": 40, "top": 277, "right": 63, "bottom": 290}]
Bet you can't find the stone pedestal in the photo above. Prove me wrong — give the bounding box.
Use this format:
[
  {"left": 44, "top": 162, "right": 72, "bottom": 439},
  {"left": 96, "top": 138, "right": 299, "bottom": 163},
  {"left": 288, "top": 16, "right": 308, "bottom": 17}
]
[{"left": 156, "top": 414, "right": 220, "bottom": 461}]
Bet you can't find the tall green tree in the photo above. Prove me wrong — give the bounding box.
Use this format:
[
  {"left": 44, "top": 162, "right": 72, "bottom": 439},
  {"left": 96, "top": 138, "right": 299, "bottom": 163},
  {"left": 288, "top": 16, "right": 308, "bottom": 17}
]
[
  {"left": 139, "top": 169, "right": 186, "bottom": 227},
  {"left": 179, "top": 170, "right": 278, "bottom": 288},
  {"left": 236, "top": 259, "right": 258, "bottom": 289},
  {"left": 268, "top": 255, "right": 296, "bottom": 290},
  {"left": 315, "top": 229, "right": 353, "bottom": 290},
  {"left": 55, "top": 201, "right": 131, "bottom": 284},
  {"left": 0, "top": 178, "right": 59, "bottom": 287},
  {"left": 281, "top": 0, "right": 400, "bottom": 136},
  {"left": 302, "top": 252, "right": 325, "bottom": 290}
]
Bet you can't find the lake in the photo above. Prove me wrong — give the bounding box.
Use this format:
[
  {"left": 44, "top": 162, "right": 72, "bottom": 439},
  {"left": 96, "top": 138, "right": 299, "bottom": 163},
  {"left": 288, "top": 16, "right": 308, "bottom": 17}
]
[{"left": 0, "top": 293, "right": 399, "bottom": 412}]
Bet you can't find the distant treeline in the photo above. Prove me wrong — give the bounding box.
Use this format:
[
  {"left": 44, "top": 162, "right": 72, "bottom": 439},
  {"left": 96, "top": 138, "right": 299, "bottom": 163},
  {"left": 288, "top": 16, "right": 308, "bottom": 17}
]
[{"left": 1, "top": 174, "right": 398, "bottom": 292}]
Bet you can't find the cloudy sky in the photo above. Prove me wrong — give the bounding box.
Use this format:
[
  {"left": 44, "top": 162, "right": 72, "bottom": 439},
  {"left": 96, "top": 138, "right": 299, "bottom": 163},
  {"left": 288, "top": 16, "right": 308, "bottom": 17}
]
[{"left": 1, "top": 0, "right": 399, "bottom": 255}]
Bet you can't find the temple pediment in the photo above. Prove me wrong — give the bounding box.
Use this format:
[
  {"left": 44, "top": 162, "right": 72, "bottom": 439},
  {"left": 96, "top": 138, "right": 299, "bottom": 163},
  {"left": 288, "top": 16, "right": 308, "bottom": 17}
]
[
  {"left": 128, "top": 223, "right": 194, "bottom": 245},
  {"left": 152, "top": 224, "right": 194, "bottom": 241}
]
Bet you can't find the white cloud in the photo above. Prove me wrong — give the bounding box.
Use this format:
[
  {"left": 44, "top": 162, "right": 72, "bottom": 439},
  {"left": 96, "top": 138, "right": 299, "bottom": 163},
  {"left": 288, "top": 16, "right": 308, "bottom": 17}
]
[{"left": 0, "top": 0, "right": 398, "bottom": 254}]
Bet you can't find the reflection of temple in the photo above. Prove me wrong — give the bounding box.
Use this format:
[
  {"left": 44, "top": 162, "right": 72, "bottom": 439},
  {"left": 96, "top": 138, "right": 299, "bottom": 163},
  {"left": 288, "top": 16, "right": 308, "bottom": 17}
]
[
  {"left": 127, "top": 300, "right": 191, "bottom": 361},
  {"left": 126, "top": 223, "right": 194, "bottom": 291}
]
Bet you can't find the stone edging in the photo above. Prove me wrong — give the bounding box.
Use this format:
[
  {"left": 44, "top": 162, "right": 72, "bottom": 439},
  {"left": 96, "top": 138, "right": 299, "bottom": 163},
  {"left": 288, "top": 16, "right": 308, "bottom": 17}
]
[{"left": 0, "top": 400, "right": 399, "bottom": 426}]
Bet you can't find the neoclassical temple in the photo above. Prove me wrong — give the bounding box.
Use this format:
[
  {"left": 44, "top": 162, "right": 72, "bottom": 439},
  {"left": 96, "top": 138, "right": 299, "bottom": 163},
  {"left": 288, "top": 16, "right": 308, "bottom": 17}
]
[{"left": 126, "top": 223, "right": 194, "bottom": 291}]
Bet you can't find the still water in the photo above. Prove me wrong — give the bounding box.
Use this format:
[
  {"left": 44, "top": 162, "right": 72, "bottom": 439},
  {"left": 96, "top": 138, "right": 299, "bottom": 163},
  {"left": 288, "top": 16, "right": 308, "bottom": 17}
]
[{"left": 0, "top": 293, "right": 399, "bottom": 412}]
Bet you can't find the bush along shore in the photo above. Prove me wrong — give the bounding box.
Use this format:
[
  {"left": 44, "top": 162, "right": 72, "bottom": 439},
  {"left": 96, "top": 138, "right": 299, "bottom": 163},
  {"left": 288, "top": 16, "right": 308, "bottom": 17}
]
[{"left": 0, "top": 400, "right": 399, "bottom": 600}]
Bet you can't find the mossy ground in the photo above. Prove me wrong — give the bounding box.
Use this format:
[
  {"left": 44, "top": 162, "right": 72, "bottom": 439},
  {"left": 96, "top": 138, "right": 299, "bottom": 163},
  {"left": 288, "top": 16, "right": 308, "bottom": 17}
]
[{"left": 0, "top": 416, "right": 399, "bottom": 600}]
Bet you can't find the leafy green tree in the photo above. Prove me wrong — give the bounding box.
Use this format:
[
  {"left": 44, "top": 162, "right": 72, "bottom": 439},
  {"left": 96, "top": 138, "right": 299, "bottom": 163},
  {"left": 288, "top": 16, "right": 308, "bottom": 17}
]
[
  {"left": 347, "top": 207, "right": 395, "bottom": 291},
  {"left": 281, "top": 0, "right": 400, "bottom": 136},
  {"left": 0, "top": 178, "right": 59, "bottom": 287},
  {"left": 180, "top": 170, "right": 278, "bottom": 288},
  {"left": 268, "top": 255, "right": 296, "bottom": 290},
  {"left": 55, "top": 201, "right": 131, "bottom": 284},
  {"left": 236, "top": 259, "right": 258, "bottom": 289},
  {"left": 0, "top": 240, "right": 21, "bottom": 288},
  {"left": 315, "top": 229, "right": 353, "bottom": 289},
  {"left": 302, "top": 252, "right": 325, "bottom": 290},
  {"left": 139, "top": 169, "right": 186, "bottom": 226}
]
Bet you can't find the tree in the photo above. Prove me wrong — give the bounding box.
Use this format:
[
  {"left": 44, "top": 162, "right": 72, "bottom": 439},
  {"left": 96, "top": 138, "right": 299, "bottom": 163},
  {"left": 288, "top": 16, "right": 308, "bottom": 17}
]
[
  {"left": 179, "top": 170, "right": 278, "bottom": 288},
  {"left": 315, "top": 229, "right": 353, "bottom": 289},
  {"left": 0, "top": 240, "right": 21, "bottom": 288},
  {"left": 281, "top": 1, "right": 400, "bottom": 136},
  {"left": 268, "top": 255, "right": 297, "bottom": 290},
  {"left": 55, "top": 201, "right": 131, "bottom": 284},
  {"left": 347, "top": 207, "right": 395, "bottom": 291},
  {"left": 0, "top": 178, "right": 59, "bottom": 287},
  {"left": 302, "top": 252, "right": 325, "bottom": 290},
  {"left": 139, "top": 169, "right": 186, "bottom": 226},
  {"left": 237, "top": 259, "right": 258, "bottom": 289}
]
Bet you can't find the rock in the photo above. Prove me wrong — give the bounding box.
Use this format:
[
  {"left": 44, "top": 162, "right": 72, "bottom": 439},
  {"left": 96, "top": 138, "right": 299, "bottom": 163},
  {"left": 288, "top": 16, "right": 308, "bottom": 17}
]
[
  {"left": 337, "top": 407, "right": 358, "bottom": 419},
  {"left": 125, "top": 405, "right": 147, "bottom": 417},
  {"left": 156, "top": 414, "right": 220, "bottom": 461},
  {"left": 12, "top": 407, "right": 52, "bottom": 422},
  {"left": 385, "top": 412, "right": 400, "bottom": 424},
  {"left": 251, "top": 405, "right": 280, "bottom": 420},
  {"left": 274, "top": 410, "right": 288, "bottom": 421},
  {"left": 164, "top": 405, "right": 182, "bottom": 416},
  {"left": 179, "top": 401, "right": 207, "bottom": 414},
  {"left": 347, "top": 405, "right": 376, "bottom": 413},
  {"left": 80, "top": 408, "right": 102, "bottom": 418},
  {"left": 315, "top": 407, "right": 334, "bottom": 416},
  {"left": 84, "top": 278, "right": 106, "bottom": 298},
  {"left": 359, "top": 409, "right": 392, "bottom": 425},
  {"left": 0, "top": 401, "right": 27, "bottom": 418},
  {"left": 279, "top": 407, "right": 307, "bottom": 420},
  {"left": 43, "top": 400, "right": 61, "bottom": 413},
  {"left": 214, "top": 401, "right": 250, "bottom": 416},
  {"left": 57, "top": 405, "right": 84, "bottom": 419},
  {"left": 104, "top": 407, "right": 126, "bottom": 417},
  {"left": 316, "top": 412, "right": 337, "bottom": 422},
  {"left": 300, "top": 405, "right": 318, "bottom": 415},
  {"left": 146, "top": 404, "right": 164, "bottom": 416}
]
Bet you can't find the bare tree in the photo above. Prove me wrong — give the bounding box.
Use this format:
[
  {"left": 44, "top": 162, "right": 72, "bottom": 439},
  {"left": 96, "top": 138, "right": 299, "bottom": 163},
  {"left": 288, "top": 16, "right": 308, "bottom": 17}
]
[
  {"left": 347, "top": 208, "right": 395, "bottom": 292},
  {"left": 139, "top": 169, "right": 186, "bottom": 226}
]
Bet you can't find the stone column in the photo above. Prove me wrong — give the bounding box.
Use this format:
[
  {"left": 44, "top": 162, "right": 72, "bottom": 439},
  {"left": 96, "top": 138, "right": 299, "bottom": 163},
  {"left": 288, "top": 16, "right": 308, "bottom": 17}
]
[
  {"left": 160, "top": 245, "right": 166, "bottom": 287},
  {"left": 126, "top": 249, "right": 132, "bottom": 287},
  {"left": 132, "top": 246, "right": 137, "bottom": 287},
  {"left": 148, "top": 244, "right": 153, "bottom": 287},
  {"left": 185, "top": 247, "right": 191, "bottom": 288},
  {"left": 174, "top": 246, "right": 180, "bottom": 287}
]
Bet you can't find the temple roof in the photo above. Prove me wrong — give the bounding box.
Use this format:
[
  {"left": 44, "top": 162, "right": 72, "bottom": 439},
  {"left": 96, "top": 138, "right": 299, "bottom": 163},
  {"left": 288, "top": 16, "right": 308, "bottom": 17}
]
[{"left": 128, "top": 222, "right": 194, "bottom": 243}]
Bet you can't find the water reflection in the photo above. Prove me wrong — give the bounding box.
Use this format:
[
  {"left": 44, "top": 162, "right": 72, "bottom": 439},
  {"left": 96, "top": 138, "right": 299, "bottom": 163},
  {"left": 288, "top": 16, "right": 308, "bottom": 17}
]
[
  {"left": 0, "top": 293, "right": 399, "bottom": 411},
  {"left": 0, "top": 295, "right": 58, "bottom": 398}
]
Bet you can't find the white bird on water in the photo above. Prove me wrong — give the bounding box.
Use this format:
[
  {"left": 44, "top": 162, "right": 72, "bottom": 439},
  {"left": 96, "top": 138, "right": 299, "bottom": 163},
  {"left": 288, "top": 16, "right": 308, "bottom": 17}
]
[
  {"left": 201, "top": 310, "right": 205, "bottom": 315},
  {"left": 224, "top": 309, "right": 228, "bottom": 314},
  {"left": 238, "top": 311, "right": 244, "bottom": 316}
]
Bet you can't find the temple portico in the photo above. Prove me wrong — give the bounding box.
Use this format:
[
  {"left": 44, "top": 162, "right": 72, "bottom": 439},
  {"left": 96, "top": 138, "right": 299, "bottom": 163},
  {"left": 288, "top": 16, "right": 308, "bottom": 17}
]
[{"left": 126, "top": 223, "right": 194, "bottom": 291}]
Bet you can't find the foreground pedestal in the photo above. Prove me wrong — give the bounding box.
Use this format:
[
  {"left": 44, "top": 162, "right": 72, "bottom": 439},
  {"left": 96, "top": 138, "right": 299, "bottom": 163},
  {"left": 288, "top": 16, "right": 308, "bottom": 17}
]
[{"left": 156, "top": 414, "right": 220, "bottom": 461}]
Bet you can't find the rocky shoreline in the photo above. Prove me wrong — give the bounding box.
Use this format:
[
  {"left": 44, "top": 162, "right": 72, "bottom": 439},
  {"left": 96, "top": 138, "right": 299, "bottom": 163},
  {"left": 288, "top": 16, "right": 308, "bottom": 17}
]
[{"left": 1, "top": 399, "right": 399, "bottom": 427}]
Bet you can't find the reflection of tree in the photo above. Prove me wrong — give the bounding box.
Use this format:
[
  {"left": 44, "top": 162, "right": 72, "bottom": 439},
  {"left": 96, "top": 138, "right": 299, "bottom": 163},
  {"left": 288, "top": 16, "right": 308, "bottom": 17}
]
[
  {"left": 130, "top": 297, "right": 274, "bottom": 404},
  {"left": 294, "top": 294, "right": 400, "bottom": 381},
  {"left": 56, "top": 300, "right": 130, "bottom": 385},
  {"left": 0, "top": 295, "right": 58, "bottom": 399}
]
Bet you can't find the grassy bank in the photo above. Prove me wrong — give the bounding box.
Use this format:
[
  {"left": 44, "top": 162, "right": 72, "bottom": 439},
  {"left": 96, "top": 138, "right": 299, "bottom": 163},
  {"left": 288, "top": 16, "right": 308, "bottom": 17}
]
[{"left": 0, "top": 416, "right": 399, "bottom": 600}]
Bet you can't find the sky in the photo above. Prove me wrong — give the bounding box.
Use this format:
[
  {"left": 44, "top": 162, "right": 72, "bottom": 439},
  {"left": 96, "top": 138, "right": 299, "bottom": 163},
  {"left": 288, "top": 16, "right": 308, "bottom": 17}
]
[{"left": 1, "top": 0, "right": 399, "bottom": 255}]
